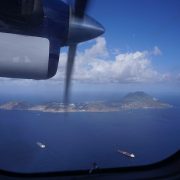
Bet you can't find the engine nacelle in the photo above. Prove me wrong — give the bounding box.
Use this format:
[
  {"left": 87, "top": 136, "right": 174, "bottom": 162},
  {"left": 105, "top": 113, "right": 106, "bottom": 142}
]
[{"left": 0, "top": 32, "right": 51, "bottom": 80}]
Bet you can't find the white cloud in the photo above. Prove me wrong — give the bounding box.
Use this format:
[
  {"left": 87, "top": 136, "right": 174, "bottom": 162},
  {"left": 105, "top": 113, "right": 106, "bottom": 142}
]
[
  {"left": 53, "top": 37, "right": 165, "bottom": 83},
  {"left": 152, "top": 46, "right": 162, "bottom": 56},
  {"left": 83, "top": 37, "right": 109, "bottom": 58}
]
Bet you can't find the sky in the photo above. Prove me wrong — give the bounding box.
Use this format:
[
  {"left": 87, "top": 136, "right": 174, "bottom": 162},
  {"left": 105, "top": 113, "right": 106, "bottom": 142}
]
[
  {"left": 0, "top": 0, "right": 180, "bottom": 100},
  {"left": 86, "top": 0, "right": 180, "bottom": 71}
]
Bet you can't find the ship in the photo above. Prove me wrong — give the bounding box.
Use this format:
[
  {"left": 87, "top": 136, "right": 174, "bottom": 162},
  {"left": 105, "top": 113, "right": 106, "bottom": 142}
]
[
  {"left": 118, "top": 150, "right": 135, "bottom": 158},
  {"left": 36, "top": 142, "right": 46, "bottom": 149}
]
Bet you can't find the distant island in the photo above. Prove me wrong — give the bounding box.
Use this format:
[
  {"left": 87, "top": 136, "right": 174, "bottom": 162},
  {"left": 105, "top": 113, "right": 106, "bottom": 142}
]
[{"left": 0, "top": 92, "right": 172, "bottom": 113}]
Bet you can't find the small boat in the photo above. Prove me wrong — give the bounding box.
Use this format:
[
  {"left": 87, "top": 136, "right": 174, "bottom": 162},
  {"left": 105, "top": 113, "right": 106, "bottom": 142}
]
[
  {"left": 36, "top": 142, "right": 46, "bottom": 149},
  {"left": 118, "top": 150, "right": 135, "bottom": 158}
]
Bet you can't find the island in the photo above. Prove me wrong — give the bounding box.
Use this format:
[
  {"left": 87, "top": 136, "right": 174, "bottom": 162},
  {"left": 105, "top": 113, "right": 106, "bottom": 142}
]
[{"left": 0, "top": 91, "right": 172, "bottom": 113}]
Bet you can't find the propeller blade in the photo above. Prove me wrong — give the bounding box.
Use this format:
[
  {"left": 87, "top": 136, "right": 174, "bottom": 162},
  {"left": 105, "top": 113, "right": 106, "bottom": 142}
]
[
  {"left": 64, "top": 44, "right": 77, "bottom": 106},
  {"left": 74, "top": 0, "right": 89, "bottom": 18},
  {"left": 63, "top": 0, "right": 104, "bottom": 108}
]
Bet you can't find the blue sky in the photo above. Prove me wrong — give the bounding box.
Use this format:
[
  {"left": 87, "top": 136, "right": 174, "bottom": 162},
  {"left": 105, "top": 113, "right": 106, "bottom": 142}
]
[
  {"left": 87, "top": 0, "right": 180, "bottom": 72},
  {"left": 60, "top": 0, "right": 180, "bottom": 91},
  {"left": 0, "top": 0, "right": 180, "bottom": 100}
]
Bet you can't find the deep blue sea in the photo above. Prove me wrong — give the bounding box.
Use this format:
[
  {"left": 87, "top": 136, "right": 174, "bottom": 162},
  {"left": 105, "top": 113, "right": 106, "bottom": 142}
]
[{"left": 0, "top": 104, "right": 179, "bottom": 173}]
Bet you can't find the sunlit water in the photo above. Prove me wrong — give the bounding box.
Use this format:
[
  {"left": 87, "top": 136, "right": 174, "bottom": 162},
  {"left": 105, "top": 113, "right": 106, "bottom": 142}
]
[{"left": 0, "top": 106, "right": 179, "bottom": 173}]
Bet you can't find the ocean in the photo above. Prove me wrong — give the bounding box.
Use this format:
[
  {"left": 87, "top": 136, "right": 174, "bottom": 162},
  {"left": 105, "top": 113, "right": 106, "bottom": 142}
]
[{"left": 0, "top": 104, "right": 179, "bottom": 173}]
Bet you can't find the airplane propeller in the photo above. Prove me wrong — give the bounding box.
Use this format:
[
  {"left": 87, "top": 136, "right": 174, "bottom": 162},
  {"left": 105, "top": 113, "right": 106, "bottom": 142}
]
[
  {"left": 64, "top": 0, "right": 104, "bottom": 106},
  {"left": 0, "top": 0, "right": 104, "bottom": 104},
  {"left": 74, "top": 0, "right": 89, "bottom": 18},
  {"left": 64, "top": 44, "right": 77, "bottom": 106}
]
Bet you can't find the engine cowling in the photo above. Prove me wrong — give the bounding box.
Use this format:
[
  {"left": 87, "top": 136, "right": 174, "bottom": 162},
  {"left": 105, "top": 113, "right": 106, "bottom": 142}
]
[{"left": 0, "top": 32, "right": 50, "bottom": 79}]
